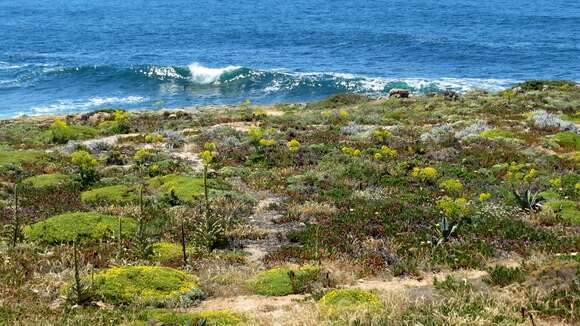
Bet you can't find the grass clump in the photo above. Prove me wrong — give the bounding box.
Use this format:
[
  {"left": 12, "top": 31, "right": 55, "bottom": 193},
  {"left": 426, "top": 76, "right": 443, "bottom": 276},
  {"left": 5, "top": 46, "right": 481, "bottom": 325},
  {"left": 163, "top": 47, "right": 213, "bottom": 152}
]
[
  {"left": 148, "top": 174, "right": 206, "bottom": 201},
  {"left": 554, "top": 131, "right": 580, "bottom": 150},
  {"left": 485, "top": 266, "right": 526, "bottom": 287},
  {"left": 21, "top": 173, "right": 71, "bottom": 188},
  {"left": 246, "top": 265, "right": 321, "bottom": 296},
  {"left": 81, "top": 184, "right": 139, "bottom": 205},
  {"left": 480, "top": 128, "right": 517, "bottom": 139},
  {"left": 86, "top": 266, "right": 203, "bottom": 306},
  {"left": 152, "top": 242, "right": 195, "bottom": 265},
  {"left": 318, "top": 288, "right": 383, "bottom": 316},
  {"left": 137, "top": 310, "right": 246, "bottom": 326},
  {"left": 434, "top": 275, "right": 473, "bottom": 293},
  {"left": 25, "top": 212, "right": 136, "bottom": 244}
]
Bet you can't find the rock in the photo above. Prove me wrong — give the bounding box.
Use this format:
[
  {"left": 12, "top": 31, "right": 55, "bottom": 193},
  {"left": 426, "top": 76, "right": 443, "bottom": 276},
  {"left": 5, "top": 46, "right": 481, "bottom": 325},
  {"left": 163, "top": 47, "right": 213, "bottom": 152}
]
[
  {"left": 88, "top": 112, "right": 113, "bottom": 125},
  {"left": 443, "top": 91, "right": 459, "bottom": 101},
  {"left": 389, "top": 88, "right": 410, "bottom": 98}
]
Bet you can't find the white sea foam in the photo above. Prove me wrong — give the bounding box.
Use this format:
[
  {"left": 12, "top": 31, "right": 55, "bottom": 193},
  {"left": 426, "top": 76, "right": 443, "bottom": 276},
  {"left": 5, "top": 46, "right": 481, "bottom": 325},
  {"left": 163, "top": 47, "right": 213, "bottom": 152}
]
[
  {"left": 30, "top": 96, "right": 147, "bottom": 115},
  {"left": 143, "top": 66, "right": 183, "bottom": 79},
  {"left": 188, "top": 63, "right": 241, "bottom": 84}
]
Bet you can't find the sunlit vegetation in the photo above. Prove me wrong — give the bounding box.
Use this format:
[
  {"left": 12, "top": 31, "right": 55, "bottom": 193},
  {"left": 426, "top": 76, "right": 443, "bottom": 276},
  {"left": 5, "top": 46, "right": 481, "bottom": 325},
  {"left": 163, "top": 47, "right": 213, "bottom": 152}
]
[{"left": 0, "top": 81, "right": 578, "bottom": 324}]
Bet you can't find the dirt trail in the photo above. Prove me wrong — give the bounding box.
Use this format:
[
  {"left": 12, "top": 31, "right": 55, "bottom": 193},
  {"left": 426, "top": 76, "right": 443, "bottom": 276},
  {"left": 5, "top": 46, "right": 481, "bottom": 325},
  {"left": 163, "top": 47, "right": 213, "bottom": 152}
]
[
  {"left": 193, "top": 269, "right": 490, "bottom": 324},
  {"left": 241, "top": 193, "right": 303, "bottom": 264}
]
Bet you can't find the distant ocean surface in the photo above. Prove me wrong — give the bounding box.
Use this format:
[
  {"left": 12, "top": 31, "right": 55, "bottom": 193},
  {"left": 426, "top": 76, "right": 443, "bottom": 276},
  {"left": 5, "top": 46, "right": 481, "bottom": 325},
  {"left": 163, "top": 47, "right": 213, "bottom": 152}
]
[{"left": 0, "top": 0, "right": 579, "bottom": 117}]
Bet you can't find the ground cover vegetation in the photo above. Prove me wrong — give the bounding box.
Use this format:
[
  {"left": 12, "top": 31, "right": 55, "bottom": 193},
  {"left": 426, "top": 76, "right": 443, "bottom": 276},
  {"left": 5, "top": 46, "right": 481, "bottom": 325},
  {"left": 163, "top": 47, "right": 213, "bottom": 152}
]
[{"left": 0, "top": 81, "right": 578, "bottom": 325}]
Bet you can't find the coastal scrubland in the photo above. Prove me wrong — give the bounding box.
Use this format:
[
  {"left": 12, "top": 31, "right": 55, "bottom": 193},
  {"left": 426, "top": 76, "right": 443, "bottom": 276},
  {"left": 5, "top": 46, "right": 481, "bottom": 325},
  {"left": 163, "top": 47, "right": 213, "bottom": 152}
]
[{"left": 0, "top": 80, "right": 578, "bottom": 325}]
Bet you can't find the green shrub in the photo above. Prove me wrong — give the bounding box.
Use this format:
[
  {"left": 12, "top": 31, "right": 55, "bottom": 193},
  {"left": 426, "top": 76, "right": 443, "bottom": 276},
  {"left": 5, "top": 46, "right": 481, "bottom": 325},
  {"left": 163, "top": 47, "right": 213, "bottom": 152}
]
[
  {"left": 246, "top": 265, "right": 321, "bottom": 296},
  {"left": 25, "top": 212, "right": 136, "bottom": 244},
  {"left": 545, "top": 200, "right": 580, "bottom": 225},
  {"left": 318, "top": 288, "right": 383, "bottom": 316},
  {"left": 44, "top": 118, "right": 98, "bottom": 144},
  {"left": 554, "top": 131, "right": 580, "bottom": 150},
  {"left": 439, "top": 178, "right": 463, "bottom": 195},
  {"left": 22, "top": 173, "right": 71, "bottom": 188},
  {"left": 485, "top": 266, "right": 526, "bottom": 287},
  {"left": 81, "top": 184, "right": 139, "bottom": 205},
  {"left": 516, "top": 80, "right": 576, "bottom": 91},
  {"left": 84, "top": 266, "right": 203, "bottom": 306},
  {"left": 306, "top": 93, "right": 369, "bottom": 110},
  {"left": 148, "top": 174, "right": 206, "bottom": 201},
  {"left": 71, "top": 150, "right": 99, "bottom": 186},
  {"left": 152, "top": 242, "right": 195, "bottom": 264}
]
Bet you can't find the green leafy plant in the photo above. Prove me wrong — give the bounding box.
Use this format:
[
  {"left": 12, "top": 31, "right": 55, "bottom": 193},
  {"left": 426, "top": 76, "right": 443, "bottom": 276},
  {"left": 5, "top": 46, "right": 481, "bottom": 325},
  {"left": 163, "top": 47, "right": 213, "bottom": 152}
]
[
  {"left": 435, "top": 215, "right": 459, "bottom": 245},
  {"left": 71, "top": 150, "right": 99, "bottom": 187},
  {"left": 512, "top": 187, "right": 543, "bottom": 211}
]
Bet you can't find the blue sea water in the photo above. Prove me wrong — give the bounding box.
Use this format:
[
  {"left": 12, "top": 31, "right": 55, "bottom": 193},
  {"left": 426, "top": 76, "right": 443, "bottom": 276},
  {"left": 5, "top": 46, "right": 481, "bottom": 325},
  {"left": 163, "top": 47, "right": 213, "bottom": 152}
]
[{"left": 0, "top": 0, "right": 579, "bottom": 117}]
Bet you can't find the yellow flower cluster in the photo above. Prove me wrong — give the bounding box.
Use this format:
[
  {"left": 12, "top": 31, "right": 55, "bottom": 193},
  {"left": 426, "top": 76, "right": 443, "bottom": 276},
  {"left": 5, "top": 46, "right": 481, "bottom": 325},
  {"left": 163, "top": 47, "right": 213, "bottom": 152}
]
[
  {"left": 341, "top": 146, "right": 361, "bottom": 156},
  {"left": 411, "top": 166, "right": 438, "bottom": 182},
  {"left": 51, "top": 118, "right": 69, "bottom": 130},
  {"left": 437, "top": 196, "right": 470, "bottom": 218},
  {"left": 259, "top": 139, "right": 276, "bottom": 146},
  {"left": 372, "top": 128, "right": 392, "bottom": 141},
  {"left": 505, "top": 161, "right": 537, "bottom": 183},
  {"left": 145, "top": 133, "right": 163, "bottom": 143},
  {"left": 287, "top": 139, "right": 300, "bottom": 151},
  {"left": 439, "top": 178, "right": 463, "bottom": 194},
  {"left": 478, "top": 192, "right": 491, "bottom": 202},
  {"left": 200, "top": 142, "right": 217, "bottom": 165}
]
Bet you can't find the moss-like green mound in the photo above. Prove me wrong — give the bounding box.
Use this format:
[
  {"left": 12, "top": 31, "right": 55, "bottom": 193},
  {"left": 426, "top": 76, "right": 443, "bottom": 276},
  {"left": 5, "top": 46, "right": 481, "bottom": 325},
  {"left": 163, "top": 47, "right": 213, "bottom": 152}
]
[
  {"left": 545, "top": 200, "right": 580, "bottom": 225},
  {"left": 554, "top": 131, "right": 580, "bottom": 150},
  {"left": 81, "top": 184, "right": 139, "bottom": 204},
  {"left": 133, "top": 310, "right": 246, "bottom": 326},
  {"left": 90, "top": 266, "right": 202, "bottom": 306},
  {"left": 25, "top": 212, "right": 136, "bottom": 244},
  {"left": 148, "top": 174, "right": 205, "bottom": 201},
  {"left": 318, "top": 288, "right": 384, "bottom": 315},
  {"left": 152, "top": 241, "right": 195, "bottom": 264},
  {"left": 0, "top": 150, "right": 44, "bottom": 167},
  {"left": 480, "top": 128, "right": 517, "bottom": 139},
  {"left": 22, "top": 173, "right": 71, "bottom": 188},
  {"left": 246, "top": 265, "right": 321, "bottom": 296}
]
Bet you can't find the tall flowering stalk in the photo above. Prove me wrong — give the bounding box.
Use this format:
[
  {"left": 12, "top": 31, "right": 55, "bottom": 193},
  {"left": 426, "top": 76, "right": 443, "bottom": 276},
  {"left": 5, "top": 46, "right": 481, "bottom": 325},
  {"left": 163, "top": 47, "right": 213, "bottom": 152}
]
[{"left": 200, "top": 143, "right": 217, "bottom": 219}]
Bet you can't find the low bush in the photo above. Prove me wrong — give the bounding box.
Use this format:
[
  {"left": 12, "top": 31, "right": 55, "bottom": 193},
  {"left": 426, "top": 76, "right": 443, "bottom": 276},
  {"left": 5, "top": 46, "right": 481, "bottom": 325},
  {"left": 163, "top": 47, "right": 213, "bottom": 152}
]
[
  {"left": 25, "top": 212, "right": 136, "bottom": 244},
  {"left": 318, "top": 288, "right": 384, "bottom": 316},
  {"left": 246, "top": 265, "right": 322, "bottom": 296},
  {"left": 81, "top": 184, "right": 139, "bottom": 205},
  {"left": 79, "top": 266, "right": 203, "bottom": 306},
  {"left": 148, "top": 174, "right": 206, "bottom": 202}
]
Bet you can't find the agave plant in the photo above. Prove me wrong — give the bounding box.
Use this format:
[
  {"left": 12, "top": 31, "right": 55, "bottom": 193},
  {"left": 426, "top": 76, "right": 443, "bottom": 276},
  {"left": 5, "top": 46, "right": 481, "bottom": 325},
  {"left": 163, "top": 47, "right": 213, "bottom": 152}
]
[
  {"left": 436, "top": 215, "right": 458, "bottom": 245},
  {"left": 512, "top": 187, "right": 543, "bottom": 211}
]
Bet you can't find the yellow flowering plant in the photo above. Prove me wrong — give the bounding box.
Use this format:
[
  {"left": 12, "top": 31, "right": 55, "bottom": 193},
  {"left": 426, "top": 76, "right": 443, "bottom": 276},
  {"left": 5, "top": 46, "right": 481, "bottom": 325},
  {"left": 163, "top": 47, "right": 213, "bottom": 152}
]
[{"left": 287, "top": 139, "right": 300, "bottom": 151}]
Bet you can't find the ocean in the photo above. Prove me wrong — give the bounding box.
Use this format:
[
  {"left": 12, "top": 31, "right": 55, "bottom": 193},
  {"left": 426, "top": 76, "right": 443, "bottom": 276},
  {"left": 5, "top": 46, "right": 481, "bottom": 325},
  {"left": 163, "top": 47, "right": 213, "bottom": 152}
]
[{"left": 0, "top": 0, "right": 579, "bottom": 117}]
